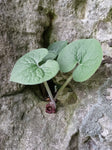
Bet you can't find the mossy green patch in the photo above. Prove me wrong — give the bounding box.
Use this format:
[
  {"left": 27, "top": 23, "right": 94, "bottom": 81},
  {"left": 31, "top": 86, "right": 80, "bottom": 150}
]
[
  {"left": 73, "top": 0, "right": 87, "bottom": 18},
  {"left": 105, "top": 8, "right": 112, "bottom": 22}
]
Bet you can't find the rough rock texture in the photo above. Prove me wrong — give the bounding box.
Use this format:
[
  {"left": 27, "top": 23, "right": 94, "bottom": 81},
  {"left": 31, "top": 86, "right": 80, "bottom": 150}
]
[{"left": 0, "top": 0, "right": 112, "bottom": 150}]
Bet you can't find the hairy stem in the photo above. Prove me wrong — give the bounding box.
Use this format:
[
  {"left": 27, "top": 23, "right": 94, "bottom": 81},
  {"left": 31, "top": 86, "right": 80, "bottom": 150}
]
[
  {"left": 54, "top": 64, "right": 78, "bottom": 100},
  {"left": 54, "top": 74, "right": 73, "bottom": 100},
  {"left": 44, "top": 81, "right": 56, "bottom": 107}
]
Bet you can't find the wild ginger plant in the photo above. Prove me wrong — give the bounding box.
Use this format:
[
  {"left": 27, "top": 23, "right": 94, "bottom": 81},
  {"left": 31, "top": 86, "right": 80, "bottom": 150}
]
[{"left": 10, "top": 39, "right": 103, "bottom": 114}]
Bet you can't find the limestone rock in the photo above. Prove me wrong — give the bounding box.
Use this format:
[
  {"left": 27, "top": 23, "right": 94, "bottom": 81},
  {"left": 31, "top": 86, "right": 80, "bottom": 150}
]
[
  {"left": 0, "top": 0, "right": 52, "bottom": 97},
  {"left": 0, "top": 0, "right": 112, "bottom": 150},
  {"left": 51, "top": 0, "right": 112, "bottom": 43}
]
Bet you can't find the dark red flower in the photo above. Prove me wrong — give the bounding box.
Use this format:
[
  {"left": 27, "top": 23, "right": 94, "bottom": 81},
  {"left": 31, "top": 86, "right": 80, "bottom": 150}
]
[{"left": 46, "top": 102, "right": 56, "bottom": 114}]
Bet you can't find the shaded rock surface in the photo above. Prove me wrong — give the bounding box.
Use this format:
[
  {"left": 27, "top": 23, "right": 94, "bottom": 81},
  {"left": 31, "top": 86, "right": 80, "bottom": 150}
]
[{"left": 0, "top": 0, "right": 112, "bottom": 150}]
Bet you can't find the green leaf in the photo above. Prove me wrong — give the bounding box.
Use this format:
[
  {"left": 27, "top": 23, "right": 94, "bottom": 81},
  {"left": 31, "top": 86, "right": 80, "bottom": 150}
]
[
  {"left": 10, "top": 48, "right": 59, "bottom": 85},
  {"left": 43, "top": 41, "right": 68, "bottom": 61},
  {"left": 57, "top": 39, "right": 103, "bottom": 82}
]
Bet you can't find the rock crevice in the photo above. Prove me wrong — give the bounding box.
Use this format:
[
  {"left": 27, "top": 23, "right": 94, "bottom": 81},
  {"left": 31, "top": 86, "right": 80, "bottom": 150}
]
[{"left": 0, "top": 0, "right": 112, "bottom": 150}]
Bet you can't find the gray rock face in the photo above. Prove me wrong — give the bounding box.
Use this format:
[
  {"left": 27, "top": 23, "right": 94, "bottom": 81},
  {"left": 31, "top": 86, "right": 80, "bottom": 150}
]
[{"left": 0, "top": 0, "right": 112, "bottom": 150}]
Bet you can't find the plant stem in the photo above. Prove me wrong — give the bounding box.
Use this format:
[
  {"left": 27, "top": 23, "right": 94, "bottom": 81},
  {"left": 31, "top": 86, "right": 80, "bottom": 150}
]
[
  {"left": 54, "top": 74, "right": 73, "bottom": 100},
  {"left": 44, "top": 81, "right": 56, "bottom": 107}
]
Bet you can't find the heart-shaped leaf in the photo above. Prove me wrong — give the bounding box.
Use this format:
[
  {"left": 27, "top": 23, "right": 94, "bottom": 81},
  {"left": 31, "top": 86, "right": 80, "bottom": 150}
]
[
  {"left": 43, "top": 41, "right": 68, "bottom": 61},
  {"left": 57, "top": 39, "right": 103, "bottom": 82},
  {"left": 10, "top": 48, "right": 59, "bottom": 85}
]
